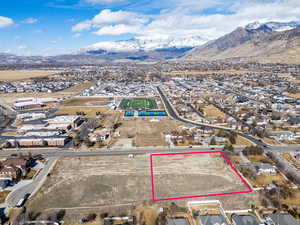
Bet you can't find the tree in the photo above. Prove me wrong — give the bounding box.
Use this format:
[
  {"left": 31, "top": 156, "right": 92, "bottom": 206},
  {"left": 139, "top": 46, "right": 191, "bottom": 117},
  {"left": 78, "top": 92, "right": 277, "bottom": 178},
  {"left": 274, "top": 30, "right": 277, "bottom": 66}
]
[
  {"left": 261, "top": 198, "right": 268, "bottom": 208},
  {"left": 56, "top": 210, "right": 66, "bottom": 221},
  {"left": 223, "top": 144, "right": 234, "bottom": 152},
  {"left": 209, "top": 137, "right": 216, "bottom": 145},
  {"left": 229, "top": 135, "right": 236, "bottom": 144}
]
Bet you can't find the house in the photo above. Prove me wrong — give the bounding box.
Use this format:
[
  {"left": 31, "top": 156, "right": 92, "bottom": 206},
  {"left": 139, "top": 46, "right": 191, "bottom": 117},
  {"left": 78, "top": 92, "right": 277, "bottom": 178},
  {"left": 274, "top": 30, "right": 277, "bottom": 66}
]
[
  {"left": 93, "top": 129, "right": 111, "bottom": 141},
  {"left": 253, "top": 163, "right": 277, "bottom": 175},
  {"left": 275, "top": 131, "right": 295, "bottom": 141},
  {"left": 294, "top": 151, "right": 300, "bottom": 160},
  {"left": 0, "top": 179, "right": 10, "bottom": 190},
  {"left": 2, "top": 154, "right": 33, "bottom": 176},
  {"left": 266, "top": 211, "right": 300, "bottom": 225},
  {"left": 0, "top": 166, "right": 22, "bottom": 181}
]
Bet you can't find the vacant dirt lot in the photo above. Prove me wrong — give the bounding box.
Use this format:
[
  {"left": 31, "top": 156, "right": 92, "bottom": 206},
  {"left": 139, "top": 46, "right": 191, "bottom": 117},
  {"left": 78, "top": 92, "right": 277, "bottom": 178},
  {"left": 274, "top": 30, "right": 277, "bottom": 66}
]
[
  {"left": 287, "top": 92, "right": 300, "bottom": 99},
  {"left": 116, "top": 119, "right": 178, "bottom": 147},
  {"left": 152, "top": 153, "right": 248, "bottom": 199},
  {"left": 27, "top": 154, "right": 254, "bottom": 214},
  {"left": 249, "top": 173, "right": 288, "bottom": 187},
  {"left": 0, "top": 70, "right": 58, "bottom": 81},
  {"left": 62, "top": 97, "right": 113, "bottom": 107},
  {"left": 203, "top": 105, "right": 226, "bottom": 119},
  {"left": 56, "top": 106, "right": 116, "bottom": 118}
]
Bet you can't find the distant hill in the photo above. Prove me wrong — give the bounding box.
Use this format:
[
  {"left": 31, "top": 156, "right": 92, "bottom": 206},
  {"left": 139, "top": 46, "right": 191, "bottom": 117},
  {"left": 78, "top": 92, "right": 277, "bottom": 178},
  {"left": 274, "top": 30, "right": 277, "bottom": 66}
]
[{"left": 184, "top": 22, "right": 300, "bottom": 64}]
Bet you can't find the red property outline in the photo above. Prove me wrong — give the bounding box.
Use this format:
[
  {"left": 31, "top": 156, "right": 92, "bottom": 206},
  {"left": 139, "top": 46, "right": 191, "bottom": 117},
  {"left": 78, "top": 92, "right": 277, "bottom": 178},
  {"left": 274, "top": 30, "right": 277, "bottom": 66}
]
[{"left": 150, "top": 151, "right": 253, "bottom": 201}]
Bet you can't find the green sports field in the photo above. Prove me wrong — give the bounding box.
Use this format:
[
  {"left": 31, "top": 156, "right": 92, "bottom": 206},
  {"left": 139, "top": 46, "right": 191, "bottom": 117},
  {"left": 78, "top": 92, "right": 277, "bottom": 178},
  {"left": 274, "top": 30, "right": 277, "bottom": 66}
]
[{"left": 119, "top": 98, "right": 157, "bottom": 110}]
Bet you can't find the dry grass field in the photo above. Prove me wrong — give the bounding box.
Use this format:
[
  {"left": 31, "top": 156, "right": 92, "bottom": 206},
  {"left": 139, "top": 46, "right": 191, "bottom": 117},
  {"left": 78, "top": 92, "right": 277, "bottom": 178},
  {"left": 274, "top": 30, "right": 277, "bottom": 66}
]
[
  {"left": 0, "top": 190, "right": 10, "bottom": 203},
  {"left": 56, "top": 106, "right": 115, "bottom": 118},
  {"left": 59, "top": 81, "right": 95, "bottom": 94},
  {"left": 116, "top": 119, "right": 178, "bottom": 147},
  {"left": 26, "top": 154, "right": 254, "bottom": 215},
  {"left": 152, "top": 153, "right": 249, "bottom": 200},
  {"left": 282, "top": 189, "right": 300, "bottom": 206},
  {"left": 249, "top": 173, "right": 287, "bottom": 187},
  {"left": 62, "top": 97, "right": 113, "bottom": 107},
  {"left": 235, "top": 136, "right": 252, "bottom": 146},
  {"left": 0, "top": 70, "right": 58, "bottom": 81},
  {"left": 287, "top": 93, "right": 300, "bottom": 99},
  {"left": 203, "top": 105, "right": 227, "bottom": 119},
  {"left": 281, "top": 153, "right": 300, "bottom": 170},
  {"left": 246, "top": 155, "right": 274, "bottom": 164}
]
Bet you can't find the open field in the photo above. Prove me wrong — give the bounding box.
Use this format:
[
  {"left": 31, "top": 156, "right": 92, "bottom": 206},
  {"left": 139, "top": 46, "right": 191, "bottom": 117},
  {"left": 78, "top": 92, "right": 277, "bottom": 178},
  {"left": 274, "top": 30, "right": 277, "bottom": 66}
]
[
  {"left": 60, "top": 81, "right": 95, "bottom": 94},
  {"left": 248, "top": 173, "right": 288, "bottom": 187},
  {"left": 203, "top": 105, "right": 227, "bottom": 119},
  {"left": 115, "top": 119, "right": 178, "bottom": 147},
  {"left": 235, "top": 136, "right": 252, "bottom": 146},
  {"left": 246, "top": 155, "right": 274, "bottom": 164},
  {"left": 119, "top": 98, "right": 157, "bottom": 110},
  {"left": 287, "top": 93, "right": 300, "bottom": 99},
  {"left": 152, "top": 153, "right": 249, "bottom": 200},
  {"left": 281, "top": 153, "right": 300, "bottom": 170},
  {"left": 0, "top": 190, "right": 10, "bottom": 203},
  {"left": 262, "top": 137, "right": 278, "bottom": 145},
  {"left": 56, "top": 106, "right": 115, "bottom": 118},
  {"left": 282, "top": 189, "right": 300, "bottom": 206},
  {"left": 0, "top": 70, "right": 58, "bottom": 81},
  {"left": 26, "top": 155, "right": 254, "bottom": 214},
  {"left": 62, "top": 97, "right": 113, "bottom": 107}
]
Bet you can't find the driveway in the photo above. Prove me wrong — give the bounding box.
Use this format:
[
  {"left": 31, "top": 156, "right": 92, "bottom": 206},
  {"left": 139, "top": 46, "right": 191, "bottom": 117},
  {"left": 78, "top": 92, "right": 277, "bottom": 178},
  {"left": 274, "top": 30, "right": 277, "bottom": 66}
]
[{"left": 6, "top": 157, "right": 58, "bottom": 208}]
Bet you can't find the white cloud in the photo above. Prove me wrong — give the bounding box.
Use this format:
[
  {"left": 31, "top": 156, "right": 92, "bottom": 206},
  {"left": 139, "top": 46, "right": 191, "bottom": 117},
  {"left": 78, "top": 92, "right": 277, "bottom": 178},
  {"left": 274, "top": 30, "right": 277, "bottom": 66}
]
[
  {"left": 72, "top": 20, "right": 92, "bottom": 32},
  {"left": 93, "top": 24, "right": 141, "bottom": 35},
  {"left": 72, "top": 9, "right": 148, "bottom": 32},
  {"left": 73, "top": 0, "right": 300, "bottom": 41},
  {"left": 0, "top": 16, "right": 14, "bottom": 28},
  {"left": 92, "top": 9, "right": 147, "bottom": 26},
  {"left": 21, "top": 17, "right": 38, "bottom": 24}
]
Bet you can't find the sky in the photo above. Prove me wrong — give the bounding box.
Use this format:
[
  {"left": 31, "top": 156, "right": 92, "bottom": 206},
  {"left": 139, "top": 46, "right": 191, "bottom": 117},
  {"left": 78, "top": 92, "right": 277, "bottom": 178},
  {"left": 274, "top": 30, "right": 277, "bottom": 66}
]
[{"left": 1, "top": 0, "right": 300, "bottom": 56}]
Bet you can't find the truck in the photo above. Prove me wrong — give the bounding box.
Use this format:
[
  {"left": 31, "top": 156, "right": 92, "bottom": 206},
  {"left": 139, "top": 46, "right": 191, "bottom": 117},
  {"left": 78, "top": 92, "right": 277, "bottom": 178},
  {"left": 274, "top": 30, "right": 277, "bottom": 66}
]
[{"left": 15, "top": 193, "right": 30, "bottom": 208}]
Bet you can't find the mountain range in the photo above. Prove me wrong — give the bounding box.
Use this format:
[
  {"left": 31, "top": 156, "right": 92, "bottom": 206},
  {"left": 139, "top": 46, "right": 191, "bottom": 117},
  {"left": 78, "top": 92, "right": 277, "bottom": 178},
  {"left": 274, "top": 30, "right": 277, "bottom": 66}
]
[
  {"left": 184, "top": 21, "right": 300, "bottom": 64},
  {"left": 1, "top": 21, "right": 300, "bottom": 64}
]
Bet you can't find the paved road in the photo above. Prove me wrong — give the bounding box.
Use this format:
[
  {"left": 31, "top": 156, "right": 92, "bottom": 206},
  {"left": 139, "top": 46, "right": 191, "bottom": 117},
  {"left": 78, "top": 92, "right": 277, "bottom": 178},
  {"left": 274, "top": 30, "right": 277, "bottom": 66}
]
[
  {"left": 156, "top": 87, "right": 269, "bottom": 148},
  {"left": 6, "top": 157, "right": 57, "bottom": 208}
]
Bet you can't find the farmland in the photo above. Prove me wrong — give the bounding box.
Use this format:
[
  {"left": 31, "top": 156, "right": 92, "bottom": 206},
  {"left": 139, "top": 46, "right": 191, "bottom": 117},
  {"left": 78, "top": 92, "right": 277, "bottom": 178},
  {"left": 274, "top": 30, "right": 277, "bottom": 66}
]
[{"left": 0, "top": 70, "right": 58, "bottom": 81}]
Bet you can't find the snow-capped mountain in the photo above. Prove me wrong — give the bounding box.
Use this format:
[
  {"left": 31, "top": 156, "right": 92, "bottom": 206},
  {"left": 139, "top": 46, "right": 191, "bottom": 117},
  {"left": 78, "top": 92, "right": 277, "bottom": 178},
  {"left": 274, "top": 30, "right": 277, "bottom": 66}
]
[
  {"left": 82, "top": 36, "right": 207, "bottom": 53},
  {"left": 246, "top": 21, "right": 300, "bottom": 32}
]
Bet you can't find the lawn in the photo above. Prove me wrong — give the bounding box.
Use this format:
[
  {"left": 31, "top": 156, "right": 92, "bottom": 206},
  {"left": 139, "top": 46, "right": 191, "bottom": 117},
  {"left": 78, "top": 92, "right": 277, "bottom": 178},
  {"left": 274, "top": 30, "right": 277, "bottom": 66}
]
[{"left": 119, "top": 98, "right": 157, "bottom": 110}]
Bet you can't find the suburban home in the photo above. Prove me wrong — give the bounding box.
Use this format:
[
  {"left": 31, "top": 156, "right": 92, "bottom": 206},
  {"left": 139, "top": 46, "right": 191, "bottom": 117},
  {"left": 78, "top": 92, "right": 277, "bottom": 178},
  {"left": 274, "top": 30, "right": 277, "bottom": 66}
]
[
  {"left": 275, "top": 131, "right": 295, "bottom": 141},
  {"left": 266, "top": 211, "right": 300, "bottom": 225},
  {"left": 93, "top": 129, "right": 111, "bottom": 141},
  {"left": 253, "top": 163, "right": 277, "bottom": 175},
  {"left": 2, "top": 154, "right": 33, "bottom": 176},
  {"left": 0, "top": 165, "right": 22, "bottom": 181}
]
